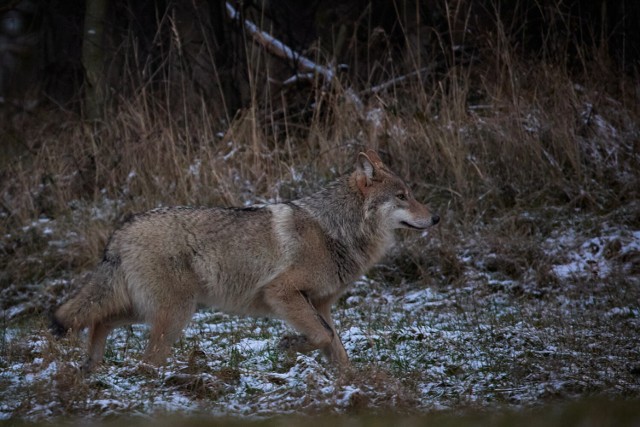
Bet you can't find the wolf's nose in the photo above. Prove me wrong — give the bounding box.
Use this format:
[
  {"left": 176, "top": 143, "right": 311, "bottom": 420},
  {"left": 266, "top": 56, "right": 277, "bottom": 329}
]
[{"left": 431, "top": 215, "right": 440, "bottom": 225}]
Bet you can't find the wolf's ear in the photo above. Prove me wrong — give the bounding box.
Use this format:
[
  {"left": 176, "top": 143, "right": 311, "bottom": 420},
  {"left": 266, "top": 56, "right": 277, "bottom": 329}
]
[
  {"left": 356, "top": 151, "right": 375, "bottom": 193},
  {"left": 365, "top": 149, "right": 383, "bottom": 166}
]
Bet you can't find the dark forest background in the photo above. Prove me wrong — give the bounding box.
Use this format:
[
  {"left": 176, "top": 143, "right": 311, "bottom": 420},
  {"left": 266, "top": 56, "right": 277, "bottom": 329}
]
[{"left": 1, "top": 0, "right": 639, "bottom": 116}]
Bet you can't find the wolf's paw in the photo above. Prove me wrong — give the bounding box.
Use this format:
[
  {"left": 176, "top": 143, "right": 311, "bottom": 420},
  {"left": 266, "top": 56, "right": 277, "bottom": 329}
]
[
  {"left": 80, "top": 358, "right": 98, "bottom": 374},
  {"left": 278, "top": 334, "right": 311, "bottom": 353}
]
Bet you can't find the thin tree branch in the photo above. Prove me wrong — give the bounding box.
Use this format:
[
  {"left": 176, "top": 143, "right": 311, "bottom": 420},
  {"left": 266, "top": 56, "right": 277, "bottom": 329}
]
[
  {"left": 225, "top": 2, "right": 335, "bottom": 82},
  {"left": 225, "top": 2, "right": 363, "bottom": 111}
]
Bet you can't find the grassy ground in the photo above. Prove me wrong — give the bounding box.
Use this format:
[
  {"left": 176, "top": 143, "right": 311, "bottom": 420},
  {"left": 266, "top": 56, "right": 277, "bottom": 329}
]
[{"left": 1, "top": 10, "right": 640, "bottom": 422}]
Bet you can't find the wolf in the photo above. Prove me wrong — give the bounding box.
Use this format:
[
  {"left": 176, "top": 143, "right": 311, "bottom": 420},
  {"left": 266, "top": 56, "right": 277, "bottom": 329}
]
[{"left": 51, "top": 150, "right": 439, "bottom": 371}]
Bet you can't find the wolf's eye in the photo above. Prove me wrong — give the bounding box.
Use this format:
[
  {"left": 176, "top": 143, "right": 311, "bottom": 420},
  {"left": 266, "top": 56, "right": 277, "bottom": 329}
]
[{"left": 396, "top": 193, "right": 407, "bottom": 201}]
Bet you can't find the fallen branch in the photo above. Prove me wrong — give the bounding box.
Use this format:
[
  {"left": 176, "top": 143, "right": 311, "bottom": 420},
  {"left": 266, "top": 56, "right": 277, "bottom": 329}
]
[
  {"left": 226, "top": 2, "right": 335, "bottom": 83},
  {"left": 363, "top": 66, "right": 436, "bottom": 95},
  {"left": 225, "top": 2, "right": 363, "bottom": 111},
  {"left": 281, "top": 73, "right": 316, "bottom": 87}
]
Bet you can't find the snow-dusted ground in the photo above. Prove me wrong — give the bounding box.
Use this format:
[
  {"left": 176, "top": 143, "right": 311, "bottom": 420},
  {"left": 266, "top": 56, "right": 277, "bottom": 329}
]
[{"left": 1, "top": 205, "right": 639, "bottom": 421}]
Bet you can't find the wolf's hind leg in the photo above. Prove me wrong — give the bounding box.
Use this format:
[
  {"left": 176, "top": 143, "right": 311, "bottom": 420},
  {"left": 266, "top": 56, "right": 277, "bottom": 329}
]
[
  {"left": 83, "top": 311, "right": 137, "bottom": 372},
  {"left": 143, "top": 301, "right": 196, "bottom": 366},
  {"left": 83, "top": 322, "right": 111, "bottom": 372}
]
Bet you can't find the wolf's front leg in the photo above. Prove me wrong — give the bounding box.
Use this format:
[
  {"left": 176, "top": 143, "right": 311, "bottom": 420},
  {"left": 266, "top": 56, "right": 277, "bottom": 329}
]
[
  {"left": 264, "top": 281, "right": 348, "bottom": 367},
  {"left": 316, "top": 302, "right": 349, "bottom": 366},
  {"left": 277, "top": 333, "right": 314, "bottom": 353},
  {"left": 277, "top": 330, "right": 349, "bottom": 367}
]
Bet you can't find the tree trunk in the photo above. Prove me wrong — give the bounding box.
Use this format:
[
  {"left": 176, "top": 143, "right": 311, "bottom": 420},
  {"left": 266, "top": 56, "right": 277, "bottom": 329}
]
[{"left": 82, "top": 0, "right": 107, "bottom": 121}]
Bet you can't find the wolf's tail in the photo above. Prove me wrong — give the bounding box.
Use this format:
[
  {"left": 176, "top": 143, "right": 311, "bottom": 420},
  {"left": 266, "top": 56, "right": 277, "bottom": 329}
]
[{"left": 50, "top": 261, "right": 124, "bottom": 337}]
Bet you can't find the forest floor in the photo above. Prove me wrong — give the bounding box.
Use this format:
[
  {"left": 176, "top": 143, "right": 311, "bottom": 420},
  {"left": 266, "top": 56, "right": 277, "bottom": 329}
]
[{"left": 1, "top": 197, "right": 639, "bottom": 422}]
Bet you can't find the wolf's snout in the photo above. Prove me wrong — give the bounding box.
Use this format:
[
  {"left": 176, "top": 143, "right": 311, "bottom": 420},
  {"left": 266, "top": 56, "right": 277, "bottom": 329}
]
[{"left": 431, "top": 215, "right": 440, "bottom": 225}]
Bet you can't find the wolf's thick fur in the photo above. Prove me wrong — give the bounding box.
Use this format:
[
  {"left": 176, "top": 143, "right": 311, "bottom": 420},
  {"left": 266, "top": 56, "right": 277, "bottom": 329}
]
[{"left": 52, "top": 150, "right": 439, "bottom": 371}]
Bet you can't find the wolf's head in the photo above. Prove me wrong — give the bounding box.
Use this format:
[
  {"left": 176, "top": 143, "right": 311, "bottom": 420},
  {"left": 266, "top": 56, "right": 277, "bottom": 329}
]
[{"left": 354, "top": 150, "right": 439, "bottom": 230}]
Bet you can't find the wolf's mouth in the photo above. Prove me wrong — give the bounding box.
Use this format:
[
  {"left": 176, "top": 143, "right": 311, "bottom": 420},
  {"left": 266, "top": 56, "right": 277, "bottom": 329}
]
[{"left": 400, "top": 221, "right": 428, "bottom": 230}]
